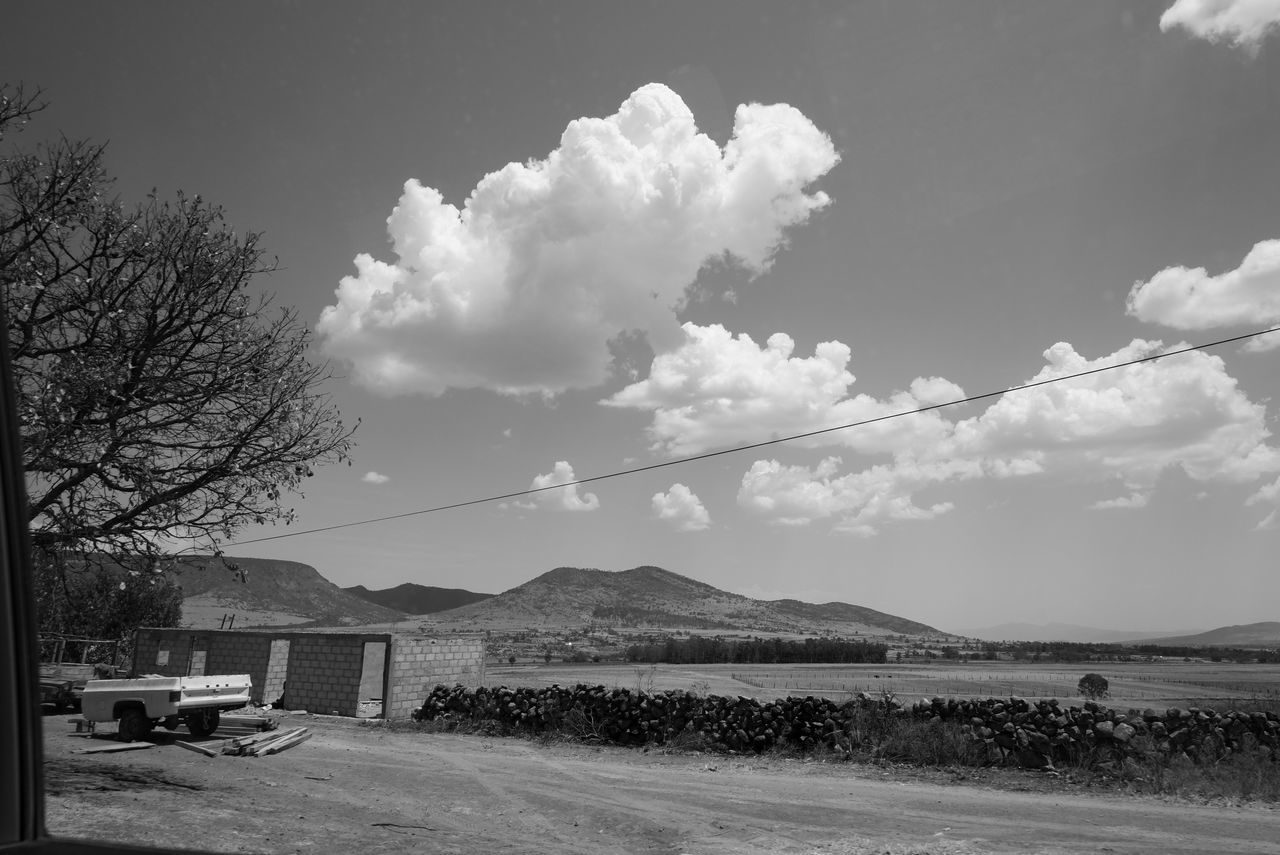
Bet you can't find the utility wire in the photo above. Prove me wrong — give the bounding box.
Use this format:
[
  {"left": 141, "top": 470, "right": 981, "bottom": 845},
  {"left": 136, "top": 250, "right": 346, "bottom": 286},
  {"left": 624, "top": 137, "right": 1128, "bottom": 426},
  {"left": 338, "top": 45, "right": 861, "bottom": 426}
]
[{"left": 230, "top": 326, "right": 1279, "bottom": 546}]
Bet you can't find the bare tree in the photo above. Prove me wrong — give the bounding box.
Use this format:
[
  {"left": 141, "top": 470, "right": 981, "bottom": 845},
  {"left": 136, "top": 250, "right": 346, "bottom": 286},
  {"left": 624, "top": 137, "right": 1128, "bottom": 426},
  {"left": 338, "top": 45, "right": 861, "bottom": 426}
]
[{"left": 1, "top": 83, "right": 356, "bottom": 564}]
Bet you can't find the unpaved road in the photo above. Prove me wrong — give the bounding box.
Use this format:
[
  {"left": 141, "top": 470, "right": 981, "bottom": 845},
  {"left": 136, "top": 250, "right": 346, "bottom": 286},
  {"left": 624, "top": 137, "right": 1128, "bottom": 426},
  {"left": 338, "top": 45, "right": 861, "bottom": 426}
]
[{"left": 41, "top": 714, "right": 1278, "bottom": 855}]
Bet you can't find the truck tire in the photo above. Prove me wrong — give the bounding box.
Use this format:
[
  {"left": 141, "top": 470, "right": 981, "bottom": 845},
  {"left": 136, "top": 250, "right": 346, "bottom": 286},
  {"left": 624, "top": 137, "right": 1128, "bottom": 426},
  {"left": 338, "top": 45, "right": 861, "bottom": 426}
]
[
  {"left": 186, "top": 707, "right": 221, "bottom": 738},
  {"left": 118, "top": 708, "right": 154, "bottom": 742}
]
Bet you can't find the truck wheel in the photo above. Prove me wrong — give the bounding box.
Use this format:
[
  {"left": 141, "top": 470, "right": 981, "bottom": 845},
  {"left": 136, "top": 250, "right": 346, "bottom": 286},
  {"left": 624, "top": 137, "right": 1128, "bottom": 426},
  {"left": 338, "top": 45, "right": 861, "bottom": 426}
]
[
  {"left": 160, "top": 715, "right": 180, "bottom": 730},
  {"left": 118, "top": 708, "right": 153, "bottom": 742},
  {"left": 186, "top": 708, "right": 221, "bottom": 738}
]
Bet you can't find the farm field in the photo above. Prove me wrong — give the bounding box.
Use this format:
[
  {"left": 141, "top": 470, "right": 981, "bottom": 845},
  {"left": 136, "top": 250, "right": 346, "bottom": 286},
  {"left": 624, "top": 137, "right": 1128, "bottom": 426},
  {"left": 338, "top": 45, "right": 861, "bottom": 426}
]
[{"left": 485, "top": 661, "right": 1280, "bottom": 710}]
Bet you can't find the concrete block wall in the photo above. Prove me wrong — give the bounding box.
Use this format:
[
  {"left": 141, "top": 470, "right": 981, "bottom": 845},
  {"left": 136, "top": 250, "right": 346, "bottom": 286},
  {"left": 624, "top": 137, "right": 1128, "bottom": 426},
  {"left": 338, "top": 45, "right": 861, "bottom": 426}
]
[
  {"left": 262, "top": 639, "right": 290, "bottom": 705},
  {"left": 206, "top": 634, "right": 274, "bottom": 704},
  {"left": 133, "top": 629, "right": 196, "bottom": 677},
  {"left": 283, "top": 635, "right": 366, "bottom": 716},
  {"left": 135, "top": 628, "right": 477, "bottom": 720},
  {"left": 386, "top": 637, "right": 486, "bottom": 721}
]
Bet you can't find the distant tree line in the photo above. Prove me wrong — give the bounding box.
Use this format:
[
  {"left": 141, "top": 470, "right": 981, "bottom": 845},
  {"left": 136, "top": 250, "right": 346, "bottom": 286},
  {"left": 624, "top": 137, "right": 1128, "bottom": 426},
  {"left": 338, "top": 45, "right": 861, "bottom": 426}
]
[
  {"left": 625, "top": 636, "right": 888, "bottom": 665},
  {"left": 976, "top": 640, "right": 1279, "bottom": 664}
]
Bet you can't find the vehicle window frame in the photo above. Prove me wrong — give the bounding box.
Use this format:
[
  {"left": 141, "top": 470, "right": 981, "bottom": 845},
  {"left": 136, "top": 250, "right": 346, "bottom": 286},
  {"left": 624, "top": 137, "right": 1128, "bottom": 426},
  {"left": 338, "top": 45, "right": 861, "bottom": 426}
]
[{"left": 0, "top": 314, "right": 210, "bottom": 854}]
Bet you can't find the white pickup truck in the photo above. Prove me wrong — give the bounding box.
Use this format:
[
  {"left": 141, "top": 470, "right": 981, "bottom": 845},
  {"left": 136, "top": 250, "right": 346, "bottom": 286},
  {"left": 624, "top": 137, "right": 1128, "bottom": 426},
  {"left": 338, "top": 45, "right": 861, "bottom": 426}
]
[{"left": 81, "top": 674, "right": 253, "bottom": 741}]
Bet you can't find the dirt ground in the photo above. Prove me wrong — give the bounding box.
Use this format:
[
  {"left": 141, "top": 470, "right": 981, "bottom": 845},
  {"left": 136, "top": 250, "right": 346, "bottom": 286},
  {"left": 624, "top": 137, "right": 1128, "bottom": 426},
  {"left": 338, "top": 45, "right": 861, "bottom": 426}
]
[{"left": 40, "top": 713, "right": 1278, "bottom": 855}]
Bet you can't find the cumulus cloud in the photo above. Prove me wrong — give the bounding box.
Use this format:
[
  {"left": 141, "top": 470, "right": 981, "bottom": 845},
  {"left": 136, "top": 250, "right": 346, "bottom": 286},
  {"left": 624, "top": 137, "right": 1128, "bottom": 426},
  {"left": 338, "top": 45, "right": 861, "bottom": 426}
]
[
  {"left": 603, "top": 322, "right": 962, "bottom": 457},
  {"left": 1126, "top": 239, "right": 1280, "bottom": 348},
  {"left": 316, "top": 84, "right": 838, "bottom": 397},
  {"left": 362, "top": 471, "right": 390, "bottom": 485},
  {"left": 944, "top": 340, "right": 1280, "bottom": 486},
  {"left": 724, "top": 335, "right": 1280, "bottom": 534},
  {"left": 652, "top": 483, "right": 711, "bottom": 531},
  {"left": 1160, "top": 0, "right": 1280, "bottom": 52},
  {"left": 737, "top": 456, "right": 961, "bottom": 535},
  {"left": 514, "top": 461, "right": 600, "bottom": 512},
  {"left": 1091, "top": 492, "right": 1151, "bottom": 510}
]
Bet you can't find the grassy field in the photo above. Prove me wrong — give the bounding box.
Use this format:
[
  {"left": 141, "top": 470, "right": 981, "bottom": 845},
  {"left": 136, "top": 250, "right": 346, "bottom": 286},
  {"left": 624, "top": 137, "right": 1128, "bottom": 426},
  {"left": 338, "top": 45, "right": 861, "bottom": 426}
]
[{"left": 484, "top": 660, "right": 1280, "bottom": 709}]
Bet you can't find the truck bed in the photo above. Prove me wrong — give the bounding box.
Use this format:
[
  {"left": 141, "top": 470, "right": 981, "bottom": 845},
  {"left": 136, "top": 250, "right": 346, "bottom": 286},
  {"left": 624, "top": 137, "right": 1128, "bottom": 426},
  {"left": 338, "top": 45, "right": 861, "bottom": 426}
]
[{"left": 81, "top": 674, "right": 252, "bottom": 722}]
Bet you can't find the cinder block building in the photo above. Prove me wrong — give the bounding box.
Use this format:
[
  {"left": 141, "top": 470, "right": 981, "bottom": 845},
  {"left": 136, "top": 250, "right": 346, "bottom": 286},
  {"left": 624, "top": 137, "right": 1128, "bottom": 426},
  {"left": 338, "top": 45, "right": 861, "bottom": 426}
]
[{"left": 133, "top": 627, "right": 485, "bottom": 720}]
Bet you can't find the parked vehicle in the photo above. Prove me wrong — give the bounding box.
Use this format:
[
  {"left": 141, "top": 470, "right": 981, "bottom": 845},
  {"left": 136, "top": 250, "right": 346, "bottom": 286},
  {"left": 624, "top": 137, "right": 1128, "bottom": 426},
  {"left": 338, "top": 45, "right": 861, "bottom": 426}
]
[
  {"left": 81, "top": 674, "right": 253, "bottom": 741},
  {"left": 38, "top": 678, "right": 77, "bottom": 713}
]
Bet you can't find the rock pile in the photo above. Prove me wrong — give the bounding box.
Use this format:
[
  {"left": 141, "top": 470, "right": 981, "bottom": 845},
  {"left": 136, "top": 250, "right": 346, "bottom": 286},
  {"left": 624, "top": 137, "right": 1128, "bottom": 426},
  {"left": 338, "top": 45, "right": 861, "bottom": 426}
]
[{"left": 414, "top": 684, "right": 1280, "bottom": 768}]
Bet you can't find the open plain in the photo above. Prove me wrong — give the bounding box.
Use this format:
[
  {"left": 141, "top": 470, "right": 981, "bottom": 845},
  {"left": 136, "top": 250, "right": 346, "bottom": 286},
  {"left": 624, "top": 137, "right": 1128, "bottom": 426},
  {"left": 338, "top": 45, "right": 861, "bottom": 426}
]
[
  {"left": 486, "top": 661, "right": 1280, "bottom": 709},
  {"left": 42, "top": 710, "right": 1280, "bottom": 855}
]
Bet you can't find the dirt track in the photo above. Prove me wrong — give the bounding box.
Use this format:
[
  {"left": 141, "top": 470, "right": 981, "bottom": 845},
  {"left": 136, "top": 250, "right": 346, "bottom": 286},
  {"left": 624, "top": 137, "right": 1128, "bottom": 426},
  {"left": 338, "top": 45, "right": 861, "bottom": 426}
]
[{"left": 42, "top": 714, "right": 1278, "bottom": 855}]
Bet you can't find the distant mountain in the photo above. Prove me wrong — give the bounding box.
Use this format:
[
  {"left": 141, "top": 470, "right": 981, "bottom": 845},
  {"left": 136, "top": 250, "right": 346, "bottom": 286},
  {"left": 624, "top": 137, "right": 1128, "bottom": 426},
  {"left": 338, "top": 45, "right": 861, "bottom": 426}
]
[
  {"left": 953, "top": 622, "right": 1199, "bottom": 643},
  {"left": 1135, "top": 622, "right": 1280, "bottom": 648},
  {"left": 426, "top": 565, "right": 939, "bottom": 636},
  {"left": 162, "top": 556, "right": 406, "bottom": 629},
  {"left": 344, "top": 583, "right": 492, "bottom": 615}
]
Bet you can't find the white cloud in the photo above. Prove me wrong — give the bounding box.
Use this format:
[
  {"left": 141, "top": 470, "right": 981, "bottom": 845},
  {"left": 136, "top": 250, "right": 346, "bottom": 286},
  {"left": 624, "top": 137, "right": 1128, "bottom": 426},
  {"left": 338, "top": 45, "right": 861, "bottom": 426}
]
[
  {"left": 945, "top": 340, "right": 1280, "bottom": 488},
  {"left": 1160, "top": 0, "right": 1280, "bottom": 52},
  {"left": 1246, "top": 475, "right": 1280, "bottom": 529},
  {"left": 1091, "top": 492, "right": 1151, "bottom": 510},
  {"left": 1126, "top": 239, "right": 1280, "bottom": 341},
  {"left": 723, "top": 335, "right": 1280, "bottom": 534},
  {"left": 651, "top": 483, "right": 711, "bottom": 531},
  {"left": 362, "top": 471, "right": 390, "bottom": 485},
  {"left": 514, "top": 461, "right": 599, "bottom": 512},
  {"left": 316, "top": 84, "right": 838, "bottom": 397},
  {"left": 603, "top": 322, "right": 962, "bottom": 457},
  {"left": 736, "top": 457, "right": 960, "bottom": 535}
]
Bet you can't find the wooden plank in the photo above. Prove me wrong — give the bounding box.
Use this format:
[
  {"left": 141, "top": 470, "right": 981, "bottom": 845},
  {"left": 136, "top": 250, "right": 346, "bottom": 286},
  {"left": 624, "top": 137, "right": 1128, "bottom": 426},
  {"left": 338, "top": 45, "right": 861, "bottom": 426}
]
[
  {"left": 224, "top": 727, "right": 304, "bottom": 756},
  {"left": 80, "top": 742, "right": 155, "bottom": 754},
  {"left": 246, "top": 728, "right": 309, "bottom": 757},
  {"left": 175, "top": 740, "right": 221, "bottom": 758},
  {"left": 257, "top": 730, "right": 312, "bottom": 756},
  {"left": 230, "top": 727, "right": 299, "bottom": 748},
  {"left": 219, "top": 715, "right": 275, "bottom": 730}
]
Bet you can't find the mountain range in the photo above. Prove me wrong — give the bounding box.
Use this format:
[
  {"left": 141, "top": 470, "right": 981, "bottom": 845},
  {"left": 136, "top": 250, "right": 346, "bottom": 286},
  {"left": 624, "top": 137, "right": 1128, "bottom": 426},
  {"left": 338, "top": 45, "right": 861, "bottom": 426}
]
[
  {"left": 342, "top": 583, "right": 493, "bottom": 614},
  {"left": 418, "top": 565, "right": 940, "bottom": 635},
  {"left": 177, "top": 558, "right": 937, "bottom": 635},
  {"left": 952, "top": 622, "right": 1201, "bottom": 644},
  {"left": 1136, "top": 623, "right": 1280, "bottom": 648},
  {"left": 167, "top": 557, "right": 1277, "bottom": 647},
  {"left": 167, "top": 555, "right": 405, "bottom": 628}
]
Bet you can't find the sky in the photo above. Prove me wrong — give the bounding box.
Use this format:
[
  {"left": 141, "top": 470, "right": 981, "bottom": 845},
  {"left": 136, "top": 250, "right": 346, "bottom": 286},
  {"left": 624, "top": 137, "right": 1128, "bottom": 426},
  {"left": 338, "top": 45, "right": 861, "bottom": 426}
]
[{"left": 4, "top": 0, "right": 1279, "bottom": 634}]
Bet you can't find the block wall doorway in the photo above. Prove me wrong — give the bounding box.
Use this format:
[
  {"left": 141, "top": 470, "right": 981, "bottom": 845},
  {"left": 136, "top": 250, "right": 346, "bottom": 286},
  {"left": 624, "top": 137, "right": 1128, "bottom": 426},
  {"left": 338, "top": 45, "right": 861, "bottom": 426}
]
[{"left": 358, "top": 641, "right": 387, "bottom": 718}]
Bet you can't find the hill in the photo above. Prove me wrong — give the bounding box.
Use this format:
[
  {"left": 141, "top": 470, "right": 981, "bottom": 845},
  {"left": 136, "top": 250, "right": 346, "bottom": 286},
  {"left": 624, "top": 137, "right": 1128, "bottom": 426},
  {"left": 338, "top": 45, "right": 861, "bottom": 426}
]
[
  {"left": 1135, "top": 622, "right": 1280, "bottom": 648},
  {"left": 952, "top": 622, "right": 1199, "bottom": 643},
  {"left": 425, "top": 565, "right": 939, "bottom": 636},
  {"left": 162, "top": 556, "right": 407, "bottom": 629},
  {"left": 344, "top": 583, "right": 492, "bottom": 614}
]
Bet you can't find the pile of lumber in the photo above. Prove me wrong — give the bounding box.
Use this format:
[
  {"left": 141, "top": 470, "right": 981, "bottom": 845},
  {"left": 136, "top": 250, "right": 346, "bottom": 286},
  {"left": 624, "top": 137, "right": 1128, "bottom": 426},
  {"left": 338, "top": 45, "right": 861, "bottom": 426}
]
[{"left": 221, "top": 726, "right": 311, "bottom": 757}]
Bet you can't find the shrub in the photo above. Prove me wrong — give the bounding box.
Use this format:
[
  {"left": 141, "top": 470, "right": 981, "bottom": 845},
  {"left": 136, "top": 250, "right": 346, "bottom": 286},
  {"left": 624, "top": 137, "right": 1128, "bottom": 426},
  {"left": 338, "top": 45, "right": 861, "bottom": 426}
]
[{"left": 1078, "top": 673, "right": 1109, "bottom": 699}]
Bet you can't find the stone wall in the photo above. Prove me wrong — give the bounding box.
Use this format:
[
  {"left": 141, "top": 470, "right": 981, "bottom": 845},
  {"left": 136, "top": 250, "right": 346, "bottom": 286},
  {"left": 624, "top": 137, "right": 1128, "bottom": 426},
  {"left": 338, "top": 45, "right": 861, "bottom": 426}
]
[{"left": 385, "top": 636, "right": 487, "bottom": 722}]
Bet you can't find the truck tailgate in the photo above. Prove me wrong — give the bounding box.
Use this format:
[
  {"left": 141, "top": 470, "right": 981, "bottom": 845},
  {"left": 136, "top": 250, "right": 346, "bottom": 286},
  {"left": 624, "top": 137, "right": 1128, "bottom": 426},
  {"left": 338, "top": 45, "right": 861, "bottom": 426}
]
[{"left": 179, "top": 674, "right": 252, "bottom": 709}]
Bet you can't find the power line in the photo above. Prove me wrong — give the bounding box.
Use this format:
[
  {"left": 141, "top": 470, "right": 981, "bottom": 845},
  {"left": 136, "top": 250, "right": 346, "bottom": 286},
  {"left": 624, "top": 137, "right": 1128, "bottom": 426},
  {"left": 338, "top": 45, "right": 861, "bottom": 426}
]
[{"left": 230, "top": 326, "right": 1279, "bottom": 546}]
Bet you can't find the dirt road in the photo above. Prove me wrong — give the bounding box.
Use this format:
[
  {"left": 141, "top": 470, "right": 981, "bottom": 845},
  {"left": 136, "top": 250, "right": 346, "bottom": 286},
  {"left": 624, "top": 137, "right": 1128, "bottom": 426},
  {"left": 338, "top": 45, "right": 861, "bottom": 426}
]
[{"left": 41, "top": 714, "right": 1277, "bottom": 855}]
